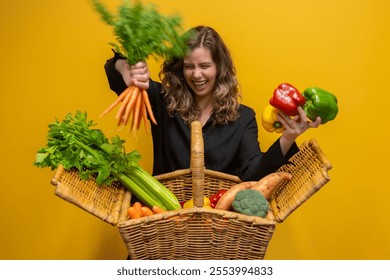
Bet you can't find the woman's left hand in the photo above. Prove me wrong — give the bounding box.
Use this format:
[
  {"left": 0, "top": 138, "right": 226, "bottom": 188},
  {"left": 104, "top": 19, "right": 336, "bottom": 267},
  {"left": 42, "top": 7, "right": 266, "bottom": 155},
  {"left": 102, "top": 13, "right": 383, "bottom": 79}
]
[{"left": 277, "top": 106, "right": 321, "bottom": 149}]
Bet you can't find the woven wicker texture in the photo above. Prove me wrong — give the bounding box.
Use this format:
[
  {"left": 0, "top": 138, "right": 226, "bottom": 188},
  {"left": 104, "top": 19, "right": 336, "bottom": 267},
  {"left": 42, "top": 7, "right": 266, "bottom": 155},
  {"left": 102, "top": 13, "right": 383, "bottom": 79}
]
[
  {"left": 51, "top": 165, "right": 130, "bottom": 225},
  {"left": 270, "top": 139, "right": 332, "bottom": 222},
  {"left": 119, "top": 208, "right": 275, "bottom": 260}
]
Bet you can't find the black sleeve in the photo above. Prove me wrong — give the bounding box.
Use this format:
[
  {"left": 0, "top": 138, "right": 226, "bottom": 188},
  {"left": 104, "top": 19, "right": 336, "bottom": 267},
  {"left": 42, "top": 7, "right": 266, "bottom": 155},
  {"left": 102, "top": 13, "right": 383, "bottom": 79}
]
[
  {"left": 104, "top": 56, "right": 128, "bottom": 95},
  {"left": 237, "top": 109, "right": 299, "bottom": 181},
  {"left": 242, "top": 139, "right": 298, "bottom": 181}
]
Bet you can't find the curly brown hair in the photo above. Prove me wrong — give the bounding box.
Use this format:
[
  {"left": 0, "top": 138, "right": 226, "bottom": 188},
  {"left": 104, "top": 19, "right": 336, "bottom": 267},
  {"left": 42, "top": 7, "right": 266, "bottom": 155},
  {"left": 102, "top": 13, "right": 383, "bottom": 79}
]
[{"left": 159, "top": 25, "right": 241, "bottom": 126}]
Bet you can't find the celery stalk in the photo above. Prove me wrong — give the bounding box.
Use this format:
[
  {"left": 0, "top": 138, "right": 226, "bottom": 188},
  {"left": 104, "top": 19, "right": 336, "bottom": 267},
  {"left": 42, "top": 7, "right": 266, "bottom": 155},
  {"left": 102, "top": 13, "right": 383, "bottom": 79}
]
[
  {"left": 112, "top": 172, "right": 167, "bottom": 210},
  {"left": 127, "top": 167, "right": 181, "bottom": 210}
]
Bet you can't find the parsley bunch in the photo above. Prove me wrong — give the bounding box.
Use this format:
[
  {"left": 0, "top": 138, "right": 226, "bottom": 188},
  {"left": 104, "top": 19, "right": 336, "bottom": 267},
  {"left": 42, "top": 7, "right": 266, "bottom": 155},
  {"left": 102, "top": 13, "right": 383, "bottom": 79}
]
[{"left": 34, "top": 111, "right": 139, "bottom": 185}]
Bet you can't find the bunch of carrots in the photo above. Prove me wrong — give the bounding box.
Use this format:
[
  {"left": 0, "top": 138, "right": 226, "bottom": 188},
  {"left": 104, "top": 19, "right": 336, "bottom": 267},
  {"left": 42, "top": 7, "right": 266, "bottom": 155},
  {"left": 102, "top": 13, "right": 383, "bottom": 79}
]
[
  {"left": 92, "top": 0, "right": 190, "bottom": 135},
  {"left": 99, "top": 85, "right": 157, "bottom": 134},
  {"left": 128, "top": 201, "right": 166, "bottom": 219}
]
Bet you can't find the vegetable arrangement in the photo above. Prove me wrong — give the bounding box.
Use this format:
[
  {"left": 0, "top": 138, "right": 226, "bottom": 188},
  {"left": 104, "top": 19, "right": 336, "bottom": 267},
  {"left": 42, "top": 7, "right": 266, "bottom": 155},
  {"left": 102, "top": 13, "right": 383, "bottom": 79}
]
[
  {"left": 34, "top": 111, "right": 181, "bottom": 211},
  {"left": 92, "top": 0, "right": 190, "bottom": 134},
  {"left": 262, "top": 82, "right": 339, "bottom": 133},
  {"left": 215, "top": 172, "right": 292, "bottom": 217},
  {"left": 214, "top": 181, "right": 257, "bottom": 210},
  {"left": 124, "top": 171, "right": 292, "bottom": 220}
]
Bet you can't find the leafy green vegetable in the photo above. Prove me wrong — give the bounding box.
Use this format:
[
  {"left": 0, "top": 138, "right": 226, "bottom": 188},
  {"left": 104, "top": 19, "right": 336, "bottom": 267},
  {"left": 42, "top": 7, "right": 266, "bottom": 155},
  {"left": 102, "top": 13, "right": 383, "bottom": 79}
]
[
  {"left": 92, "top": 0, "right": 191, "bottom": 65},
  {"left": 34, "top": 111, "right": 181, "bottom": 210}
]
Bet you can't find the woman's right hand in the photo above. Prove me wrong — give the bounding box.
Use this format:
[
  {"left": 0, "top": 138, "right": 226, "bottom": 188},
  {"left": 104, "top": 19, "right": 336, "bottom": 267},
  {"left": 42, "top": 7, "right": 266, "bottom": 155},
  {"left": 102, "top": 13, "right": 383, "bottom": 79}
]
[{"left": 115, "top": 59, "right": 150, "bottom": 89}]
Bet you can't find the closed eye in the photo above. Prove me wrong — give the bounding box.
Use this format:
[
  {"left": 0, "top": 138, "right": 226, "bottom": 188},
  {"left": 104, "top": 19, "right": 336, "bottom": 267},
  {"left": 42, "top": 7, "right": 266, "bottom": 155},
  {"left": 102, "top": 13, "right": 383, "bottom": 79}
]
[{"left": 183, "top": 64, "right": 194, "bottom": 70}]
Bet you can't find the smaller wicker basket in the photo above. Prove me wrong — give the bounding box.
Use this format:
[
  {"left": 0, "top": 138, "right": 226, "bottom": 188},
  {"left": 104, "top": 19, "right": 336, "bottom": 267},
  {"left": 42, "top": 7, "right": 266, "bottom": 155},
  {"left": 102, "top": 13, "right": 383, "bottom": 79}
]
[{"left": 50, "top": 121, "right": 332, "bottom": 259}]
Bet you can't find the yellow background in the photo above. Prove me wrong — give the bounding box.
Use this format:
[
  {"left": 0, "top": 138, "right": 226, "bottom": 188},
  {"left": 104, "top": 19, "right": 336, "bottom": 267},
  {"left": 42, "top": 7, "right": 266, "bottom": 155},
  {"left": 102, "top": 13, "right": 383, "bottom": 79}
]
[{"left": 1, "top": 0, "right": 389, "bottom": 260}]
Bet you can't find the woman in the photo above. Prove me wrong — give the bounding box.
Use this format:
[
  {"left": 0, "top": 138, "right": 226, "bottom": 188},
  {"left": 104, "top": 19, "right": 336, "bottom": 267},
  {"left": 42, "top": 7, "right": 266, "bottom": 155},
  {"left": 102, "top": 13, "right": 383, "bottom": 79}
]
[{"left": 104, "top": 25, "right": 321, "bottom": 181}]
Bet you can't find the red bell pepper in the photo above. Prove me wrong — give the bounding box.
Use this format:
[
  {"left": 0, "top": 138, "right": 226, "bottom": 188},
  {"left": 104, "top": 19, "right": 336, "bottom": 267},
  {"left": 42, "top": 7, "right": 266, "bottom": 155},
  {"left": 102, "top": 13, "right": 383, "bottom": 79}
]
[
  {"left": 209, "top": 189, "right": 228, "bottom": 208},
  {"left": 269, "top": 83, "right": 306, "bottom": 116}
]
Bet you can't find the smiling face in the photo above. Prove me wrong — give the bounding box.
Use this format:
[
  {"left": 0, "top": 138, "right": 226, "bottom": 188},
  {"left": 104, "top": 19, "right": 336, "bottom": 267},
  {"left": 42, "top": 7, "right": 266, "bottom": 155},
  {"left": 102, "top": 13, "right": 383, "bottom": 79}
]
[{"left": 183, "top": 47, "right": 217, "bottom": 100}]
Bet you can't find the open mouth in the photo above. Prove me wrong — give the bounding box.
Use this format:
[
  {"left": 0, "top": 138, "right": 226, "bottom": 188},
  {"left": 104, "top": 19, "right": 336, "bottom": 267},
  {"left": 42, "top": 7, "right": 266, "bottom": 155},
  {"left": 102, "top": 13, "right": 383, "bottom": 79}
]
[{"left": 193, "top": 80, "right": 207, "bottom": 89}]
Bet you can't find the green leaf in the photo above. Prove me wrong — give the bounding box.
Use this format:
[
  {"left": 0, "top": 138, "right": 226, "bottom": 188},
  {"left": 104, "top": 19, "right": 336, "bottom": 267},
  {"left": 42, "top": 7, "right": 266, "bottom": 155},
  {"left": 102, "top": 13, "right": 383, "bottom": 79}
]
[{"left": 92, "top": 0, "right": 190, "bottom": 65}]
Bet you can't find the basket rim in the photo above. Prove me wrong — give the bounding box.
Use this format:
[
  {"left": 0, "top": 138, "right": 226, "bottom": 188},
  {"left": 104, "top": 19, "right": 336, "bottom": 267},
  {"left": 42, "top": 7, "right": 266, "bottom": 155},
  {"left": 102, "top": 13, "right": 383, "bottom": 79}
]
[
  {"left": 118, "top": 205, "right": 276, "bottom": 228},
  {"left": 154, "top": 168, "right": 241, "bottom": 183}
]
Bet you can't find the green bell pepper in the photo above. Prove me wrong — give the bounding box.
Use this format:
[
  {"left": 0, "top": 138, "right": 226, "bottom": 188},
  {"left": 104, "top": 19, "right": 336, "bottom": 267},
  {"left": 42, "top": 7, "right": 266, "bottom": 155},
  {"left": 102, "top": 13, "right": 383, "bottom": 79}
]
[{"left": 303, "top": 87, "right": 338, "bottom": 124}]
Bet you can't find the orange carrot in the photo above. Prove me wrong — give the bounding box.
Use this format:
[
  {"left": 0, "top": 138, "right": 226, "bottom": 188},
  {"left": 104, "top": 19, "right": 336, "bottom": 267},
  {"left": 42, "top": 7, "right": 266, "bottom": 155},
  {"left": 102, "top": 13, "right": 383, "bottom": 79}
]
[
  {"left": 132, "top": 201, "right": 142, "bottom": 216},
  {"left": 152, "top": 205, "right": 166, "bottom": 214},
  {"left": 99, "top": 86, "right": 131, "bottom": 118},
  {"left": 122, "top": 97, "right": 134, "bottom": 126},
  {"left": 136, "top": 94, "right": 144, "bottom": 130},
  {"left": 131, "top": 89, "right": 142, "bottom": 133},
  {"left": 129, "top": 101, "right": 137, "bottom": 133},
  {"left": 115, "top": 88, "right": 132, "bottom": 123},
  {"left": 141, "top": 89, "right": 157, "bottom": 125},
  {"left": 127, "top": 206, "right": 141, "bottom": 219},
  {"left": 140, "top": 95, "right": 149, "bottom": 133},
  {"left": 122, "top": 86, "right": 139, "bottom": 125},
  {"left": 141, "top": 206, "right": 154, "bottom": 216}
]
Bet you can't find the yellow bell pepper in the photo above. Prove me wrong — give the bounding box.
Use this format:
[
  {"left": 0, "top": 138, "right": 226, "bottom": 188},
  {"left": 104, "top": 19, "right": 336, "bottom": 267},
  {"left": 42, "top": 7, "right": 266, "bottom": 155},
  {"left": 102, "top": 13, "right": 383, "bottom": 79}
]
[
  {"left": 183, "top": 197, "right": 212, "bottom": 209},
  {"left": 261, "top": 105, "right": 284, "bottom": 133}
]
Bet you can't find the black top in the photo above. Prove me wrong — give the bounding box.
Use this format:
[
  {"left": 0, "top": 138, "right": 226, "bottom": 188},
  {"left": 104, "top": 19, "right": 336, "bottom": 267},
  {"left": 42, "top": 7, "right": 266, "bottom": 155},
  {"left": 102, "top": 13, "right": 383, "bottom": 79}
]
[{"left": 104, "top": 58, "right": 298, "bottom": 181}]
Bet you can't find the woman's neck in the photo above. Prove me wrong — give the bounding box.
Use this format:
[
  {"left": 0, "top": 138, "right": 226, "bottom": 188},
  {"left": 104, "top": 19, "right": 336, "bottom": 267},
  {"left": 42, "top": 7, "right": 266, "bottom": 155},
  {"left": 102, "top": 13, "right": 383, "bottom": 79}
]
[{"left": 195, "top": 96, "right": 213, "bottom": 126}]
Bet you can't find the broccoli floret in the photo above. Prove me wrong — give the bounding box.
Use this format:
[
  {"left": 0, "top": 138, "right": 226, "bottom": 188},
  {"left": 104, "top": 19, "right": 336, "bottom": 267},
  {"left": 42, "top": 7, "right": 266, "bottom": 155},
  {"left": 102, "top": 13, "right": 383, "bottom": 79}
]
[{"left": 232, "top": 189, "right": 270, "bottom": 217}]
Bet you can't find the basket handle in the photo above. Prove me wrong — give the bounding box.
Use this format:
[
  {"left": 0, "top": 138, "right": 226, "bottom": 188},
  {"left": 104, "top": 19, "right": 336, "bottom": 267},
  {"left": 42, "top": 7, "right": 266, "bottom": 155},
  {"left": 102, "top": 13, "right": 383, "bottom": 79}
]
[
  {"left": 309, "top": 139, "right": 332, "bottom": 170},
  {"left": 51, "top": 164, "right": 65, "bottom": 186},
  {"left": 190, "top": 121, "right": 205, "bottom": 207}
]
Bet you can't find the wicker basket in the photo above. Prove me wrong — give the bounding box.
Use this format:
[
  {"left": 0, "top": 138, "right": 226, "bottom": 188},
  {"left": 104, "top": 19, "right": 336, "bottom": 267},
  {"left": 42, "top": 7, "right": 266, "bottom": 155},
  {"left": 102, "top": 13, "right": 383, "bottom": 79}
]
[{"left": 50, "top": 121, "right": 332, "bottom": 259}]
